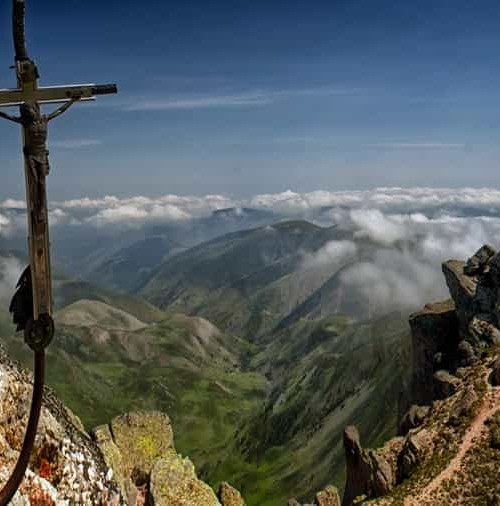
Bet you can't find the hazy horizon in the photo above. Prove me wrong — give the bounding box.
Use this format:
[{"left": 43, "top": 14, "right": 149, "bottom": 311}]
[{"left": 2, "top": 0, "right": 500, "bottom": 198}]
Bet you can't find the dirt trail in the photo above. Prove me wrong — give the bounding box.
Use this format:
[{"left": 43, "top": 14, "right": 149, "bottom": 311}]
[{"left": 404, "top": 380, "right": 500, "bottom": 506}]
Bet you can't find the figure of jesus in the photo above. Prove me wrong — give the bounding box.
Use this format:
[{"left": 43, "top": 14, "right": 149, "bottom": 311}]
[{"left": 0, "top": 98, "right": 80, "bottom": 222}]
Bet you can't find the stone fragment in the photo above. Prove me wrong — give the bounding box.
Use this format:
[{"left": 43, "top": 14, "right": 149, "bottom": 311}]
[
  {"left": 489, "top": 356, "right": 500, "bottom": 387},
  {"left": 218, "top": 482, "right": 245, "bottom": 506},
  {"left": 150, "top": 452, "right": 221, "bottom": 506},
  {"left": 315, "top": 485, "right": 341, "bottom": 506},
  {"left": 399, "top": 405, "right": 430, "bottom": 436},
  {"left": 433, "top": 370, "right": 460, "bottom": 400}
]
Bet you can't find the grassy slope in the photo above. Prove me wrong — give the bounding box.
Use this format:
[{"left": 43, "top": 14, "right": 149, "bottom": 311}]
[
  {"left": 0, "top": 293, "right": 410, "bottom": 505},
  {"left": 207, "top": 314, "right": 411, "bottom": 505},
  {"left": 2, "top": 311, "right": 268, "bottom": 485}
]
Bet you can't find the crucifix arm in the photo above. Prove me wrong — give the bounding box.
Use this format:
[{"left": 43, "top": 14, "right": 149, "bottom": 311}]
[
  {"left": 46, "top": 97, "right": 80, "bottom": 122},
  {"left": 0, "top": 110, "right": 21, "bottom": 123}
]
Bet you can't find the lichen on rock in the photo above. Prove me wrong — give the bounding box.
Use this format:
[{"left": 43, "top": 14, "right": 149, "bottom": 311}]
[
  {"left": 150, "top": 452, "right": 221, "bottom": 506},
  {"left": 218, "top": 481, "right": 246, "bottom": 506}
]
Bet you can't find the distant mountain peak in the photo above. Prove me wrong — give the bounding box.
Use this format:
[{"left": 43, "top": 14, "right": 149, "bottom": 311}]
[
  {"left": 212, "top": 207, "right": 271, "bottom": 219},
  {"left": 270, "top": 219, "right": 322, "bottom": 232}
]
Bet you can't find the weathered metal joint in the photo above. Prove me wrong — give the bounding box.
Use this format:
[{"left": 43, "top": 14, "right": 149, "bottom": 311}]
[{"left": 24, "top": 314, "right": 55, "bottom": 352}]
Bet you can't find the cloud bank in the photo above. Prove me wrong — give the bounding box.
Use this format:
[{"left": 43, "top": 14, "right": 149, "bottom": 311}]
[
  {"left": 2, "top": 187, "right": 500, "bottom": 318},
  {"left": 4, "top": 187, "right": 500, "bottom": 234}
]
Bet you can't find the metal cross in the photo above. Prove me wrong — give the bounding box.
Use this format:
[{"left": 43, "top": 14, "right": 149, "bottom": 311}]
[{"left": 0, "top": 0, "right": 118, "bottom": 348}]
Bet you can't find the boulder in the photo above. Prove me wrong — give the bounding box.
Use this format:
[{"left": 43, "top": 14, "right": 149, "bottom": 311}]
[
  {"left": 342, "top": 426, "right": 394, "bottom": 506},
  {"left": 315, "top": 485, "right": 341, "bottom": 506},
  {"left": 433, "top": 370, "right": 461, "bottom": 400},
  {"left": 218, "top": 482, "right": 245, "bottom": 506},
  {"left": 489, "top": 356, "right": 500, "bottom": 387},
  {"left": 110, "top": 411, "right": 174, "bottom": 475},
  {"left": 399, "top": 405, "right": 430, "bottom": 436},
  {"left": 464, "top": 245, "right": 496, "bottom": 276},
  {"left": 94, "top": 411, "right": 174, "bottom": 502},
  {"left": 150, "top": 452, "right": 221, "bottom": 506},
  {"left": 457, "top": 340, "right": 477, "bottom": 367}
]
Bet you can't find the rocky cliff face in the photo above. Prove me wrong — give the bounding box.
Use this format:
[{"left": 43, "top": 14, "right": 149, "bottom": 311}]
[
  {"left": 0, "top": 346, "right": 122, "bottom": 504},
  {"left": 0, "top": 347, "right": 245, "bottom": 505},
  {"left": 305, "top": 244, "right": 500, "bottom": 506}
]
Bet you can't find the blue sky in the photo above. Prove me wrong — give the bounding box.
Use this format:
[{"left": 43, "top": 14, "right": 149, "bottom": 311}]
[{"left": 1, "top": 0, "right": 500, "bottom": 200}]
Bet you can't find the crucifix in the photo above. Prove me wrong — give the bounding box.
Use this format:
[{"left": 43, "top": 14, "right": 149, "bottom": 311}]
[
  {"left": 0, "top": 0, "right": 117, "bottom": 350},
  {"left": 0, "top": 1, "right": 118, "bottom": 502}
]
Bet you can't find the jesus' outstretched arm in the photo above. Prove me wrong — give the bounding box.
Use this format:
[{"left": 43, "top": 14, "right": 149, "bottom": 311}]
[
  {"left": 46, "top": 97, "right": 81, "bottom": 122},
  {"left": 0, "top": 110, "right": 22, "bottom": 123}
]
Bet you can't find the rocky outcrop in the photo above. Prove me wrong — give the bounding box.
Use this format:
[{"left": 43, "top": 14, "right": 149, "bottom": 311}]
[
  {"left": 408, "top": 299, "right": 459, "bottom": 406},
  {"left": 0, "top": 346, "right": 239, "bottom": 506},
  {"left": 342, "top": 426, "right": 393, "bottom": 506},
  {"left": 0, "top": 346, "right": 123, "bottom": 504},
  {"left": 94, "top": 411, "right": 230, "bottom": 506},
  {"left": 332, "top": 244, "right": 500, "bottom": 505},
  {"left": 442, "top": 251, "right": 500, "bottom": 346},
  {"left": 408, "top": 245, "right": 500, "bottom": 410}
]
